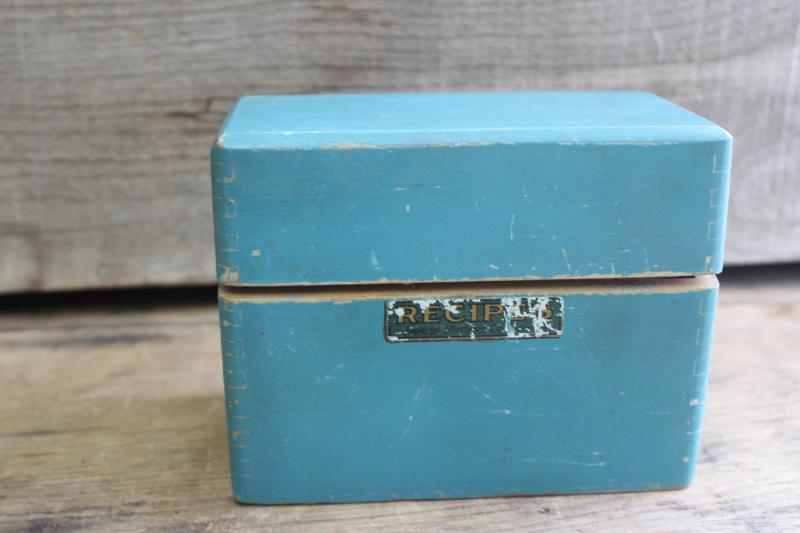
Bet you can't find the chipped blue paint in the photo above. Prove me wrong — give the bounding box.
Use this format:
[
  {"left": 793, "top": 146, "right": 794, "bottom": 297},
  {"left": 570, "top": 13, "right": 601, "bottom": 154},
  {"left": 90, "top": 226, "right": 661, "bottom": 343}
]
[
  {"left": 219, "top": 279, "right": 718, "bottom": 504},
  {"left": 211, "top": 92, "right": 731, "bottom": 286},
  {"left": 211, "top": 92, "right": 730, "bottom": 505}
]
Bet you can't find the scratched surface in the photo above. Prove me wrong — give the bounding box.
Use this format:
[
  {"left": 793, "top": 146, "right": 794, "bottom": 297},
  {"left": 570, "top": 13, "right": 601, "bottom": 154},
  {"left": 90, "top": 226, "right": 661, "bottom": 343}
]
[
  {"left": 384, "top": 297, "right": 564, "bottom": 342},
  {"left": 212, "top": 93, "right": 731, "bottom": 286},
  {"left": 1, "top": 269, "right": 798, "bottom": 531},
  {"left": 219, "top": 279, "right": 717, "bottom": 504}
]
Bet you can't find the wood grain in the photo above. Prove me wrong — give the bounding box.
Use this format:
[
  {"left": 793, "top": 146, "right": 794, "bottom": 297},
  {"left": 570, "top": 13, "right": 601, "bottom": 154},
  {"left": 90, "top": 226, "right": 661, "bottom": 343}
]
[
  {"left": 0, "top": 271, "right": 798, "bottom": 531},
  {"left": 2, "top": 0, "right": 799, "bottom": 293}
]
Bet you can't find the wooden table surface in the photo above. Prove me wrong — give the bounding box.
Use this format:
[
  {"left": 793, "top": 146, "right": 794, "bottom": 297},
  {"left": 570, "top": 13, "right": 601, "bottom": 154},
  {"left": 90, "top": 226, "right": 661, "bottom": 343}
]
[{"left": 1, "top": 269, "right": 799, "bottom": 532}]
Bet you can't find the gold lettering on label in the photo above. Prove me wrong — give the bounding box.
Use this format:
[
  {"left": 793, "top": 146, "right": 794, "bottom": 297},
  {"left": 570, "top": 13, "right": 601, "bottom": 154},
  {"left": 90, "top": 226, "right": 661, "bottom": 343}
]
[
  {"left": 484, "top": 303, "right": 504, "bottom": 321},
  {"left": 396, "top": 306, "right": 417, "bottom": 324},
  {"left": 423, "top": 304, "right": 441, "bottom": 323},
  {"left": 444, "top": 303, "right": 466, "bottom": 323}
]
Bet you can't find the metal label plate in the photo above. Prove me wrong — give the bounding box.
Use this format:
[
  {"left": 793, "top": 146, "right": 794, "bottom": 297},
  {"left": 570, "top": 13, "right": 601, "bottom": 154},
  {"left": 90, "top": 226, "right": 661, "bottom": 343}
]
[{"left": 384, "top": 296, "right": 563, "bottom": 343}]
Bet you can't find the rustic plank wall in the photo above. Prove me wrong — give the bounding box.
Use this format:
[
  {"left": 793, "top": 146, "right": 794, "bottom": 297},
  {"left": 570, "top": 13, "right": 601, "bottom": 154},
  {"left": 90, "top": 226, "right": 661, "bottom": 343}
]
[{"left": 1, "top": 0, "right": 798, "bottom": 293}]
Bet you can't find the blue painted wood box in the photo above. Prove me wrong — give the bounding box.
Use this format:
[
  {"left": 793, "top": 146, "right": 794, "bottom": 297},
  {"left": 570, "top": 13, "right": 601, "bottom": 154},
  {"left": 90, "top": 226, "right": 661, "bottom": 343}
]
[{"left": 211, "top": 92, "right": 731, "bottom": 504}]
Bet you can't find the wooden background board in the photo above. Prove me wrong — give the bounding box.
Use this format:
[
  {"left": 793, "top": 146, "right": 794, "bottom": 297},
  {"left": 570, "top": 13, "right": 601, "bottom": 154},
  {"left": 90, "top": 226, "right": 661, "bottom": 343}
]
[
  {"left": 2, "top": 0, "right": 800, "bottom": 293},
  {"left": 1, "top": 269, "right": 799, "bottom": 531}
]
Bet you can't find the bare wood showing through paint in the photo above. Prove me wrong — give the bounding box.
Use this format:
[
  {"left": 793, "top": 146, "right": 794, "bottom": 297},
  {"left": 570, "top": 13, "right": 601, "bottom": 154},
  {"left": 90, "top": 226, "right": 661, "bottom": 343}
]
[
  {"left": 0, "top": 272, "right": 799, "bottom": 531},
  {"left": 219, "top": 275, "right": 718, "bottom": 303},
  {"left": 1, "top": 0, "right": 799, "bottom": 293}
]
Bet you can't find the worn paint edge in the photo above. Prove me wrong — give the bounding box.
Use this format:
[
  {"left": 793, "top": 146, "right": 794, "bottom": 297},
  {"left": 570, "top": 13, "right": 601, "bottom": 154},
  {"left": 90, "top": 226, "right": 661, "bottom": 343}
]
[
  {"left": 218, "top": 270, "right": 711, "bottom": 288},
  {"left": 218, "top": 275, "right": 718, "bottom": 304}
]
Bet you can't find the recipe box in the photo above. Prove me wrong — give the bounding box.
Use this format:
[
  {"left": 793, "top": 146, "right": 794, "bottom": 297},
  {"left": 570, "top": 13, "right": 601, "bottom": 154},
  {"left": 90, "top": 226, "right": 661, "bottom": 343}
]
[{"left": 211, "top": 92, "right": 731, "bottom": 504}]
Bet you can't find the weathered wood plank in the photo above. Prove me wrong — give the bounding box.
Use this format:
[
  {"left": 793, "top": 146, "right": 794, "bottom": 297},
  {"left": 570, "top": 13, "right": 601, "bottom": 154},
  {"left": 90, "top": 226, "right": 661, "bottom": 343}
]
[
  {"left": 0, "top": 272, "right": 798, "bottom": 531},
  {"left": 1, "top": 0, "right": 799, "bottom": 292}
]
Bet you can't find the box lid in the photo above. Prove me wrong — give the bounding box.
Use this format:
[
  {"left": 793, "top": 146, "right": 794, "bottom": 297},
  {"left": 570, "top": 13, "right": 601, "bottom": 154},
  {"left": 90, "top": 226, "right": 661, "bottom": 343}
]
[{"left": 212, "top": 91, "right": 731, "bottom": 286}]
